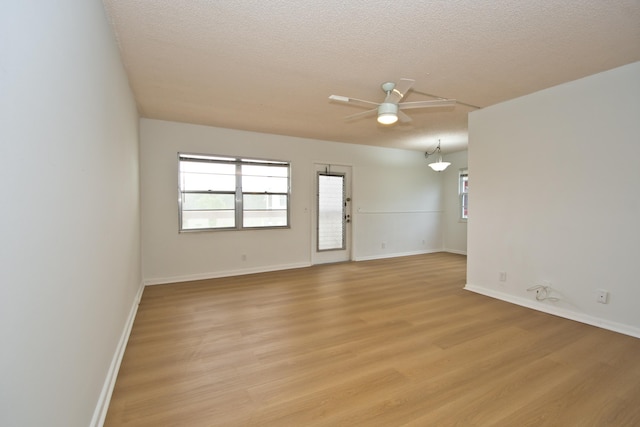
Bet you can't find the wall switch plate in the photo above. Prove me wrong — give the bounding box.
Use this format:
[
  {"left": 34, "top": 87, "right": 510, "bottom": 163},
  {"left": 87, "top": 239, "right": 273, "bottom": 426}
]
[{"left": 596, "top": 289, "right": 609, "bottom": 304}]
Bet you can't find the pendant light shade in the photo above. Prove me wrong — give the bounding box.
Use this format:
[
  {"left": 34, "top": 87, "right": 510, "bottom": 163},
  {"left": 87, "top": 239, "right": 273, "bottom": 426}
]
[
  {"left": 428, "top": 157, "right": 451, "bottom": 172},
  {"left": 425, "top": 140, "right": 450, "bottom": 172}
]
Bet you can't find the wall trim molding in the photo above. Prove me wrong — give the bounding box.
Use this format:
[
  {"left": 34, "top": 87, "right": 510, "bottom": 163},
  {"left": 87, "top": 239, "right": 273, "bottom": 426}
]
[
  {"left": 354, "top": 249, "right": 442, "bottom": 262},
  {"left": 145, "top": 250, "right": 467, "bottom": 285},
  {"left": 144, "top": 262, "right": 312, "bottom": 286},
  {"left": 464, "top": 283, "right": 640, "bottom": 339},
  {"left": 90, "top": 281, "right": 145, "bottom": 427},
  {"left": 356, "top": 209, "right": 443, "bottom": 215},
  {"left": 444, "top": 248, "right": 467, "bottom": 255}
]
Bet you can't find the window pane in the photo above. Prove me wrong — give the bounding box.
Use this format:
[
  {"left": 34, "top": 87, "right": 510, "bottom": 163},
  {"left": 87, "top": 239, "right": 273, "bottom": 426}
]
[
  {"left": 181, "top": 161, "right": 236, "bottom": 191},
  {"left": 180, "top": 160, "right": 234, "bottom": 174},
  {"left": 243, "top": 194, "right": 287, "bottom": 210},
  {"left": 242, "top": 176, "right": 289, "bottom": 192},
  {"left": 243, "top": 210, "right": 288, "bottom": 227},
  {"left": 242, "top": 165, "right": 289, "bottom": 192},
  {"left": 461, "top": 193, "right": 468, "bottom": 219},
  {"left": 243, "top": 194, "right": 288, "bottom": 227},
  {"left": 318, "top": 174, "right": 344, "bottom": 251},
  {"left": 459, "top": 169, "right": 468, "bottom": 220},
  {"left": 182, "top": 210, "right": 235, "bottom": 229},
  {"left": 183, "top": 193, "right": 235, "bottom": 210},
  {"left": 242, "top": 164, "right": 288, "bottom": 177}
]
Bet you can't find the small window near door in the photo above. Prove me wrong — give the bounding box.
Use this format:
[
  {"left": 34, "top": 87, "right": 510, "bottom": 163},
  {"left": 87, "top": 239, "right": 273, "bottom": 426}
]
[{"left": 459, "top": 168, "right": 468, "bottom": 220}]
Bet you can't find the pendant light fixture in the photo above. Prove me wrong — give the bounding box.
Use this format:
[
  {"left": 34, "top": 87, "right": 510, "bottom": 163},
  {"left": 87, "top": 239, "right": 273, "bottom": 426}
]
[{"left": 425, "top": 140, "right": 450, "bottom": 172}]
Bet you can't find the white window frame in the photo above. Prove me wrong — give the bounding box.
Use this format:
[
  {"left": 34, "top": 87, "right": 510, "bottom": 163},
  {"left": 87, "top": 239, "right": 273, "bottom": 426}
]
[
  {"left": 178, "top": 153, "right": 291, "bottom": 232},
  {"left": 459, "top": 168, "right": 468, "bottom": 221}
]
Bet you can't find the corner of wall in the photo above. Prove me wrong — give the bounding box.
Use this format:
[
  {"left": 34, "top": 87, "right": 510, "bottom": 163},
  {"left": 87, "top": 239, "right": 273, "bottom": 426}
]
[{"left": 464, "top": 283, "right": 640, "bottom": 339}]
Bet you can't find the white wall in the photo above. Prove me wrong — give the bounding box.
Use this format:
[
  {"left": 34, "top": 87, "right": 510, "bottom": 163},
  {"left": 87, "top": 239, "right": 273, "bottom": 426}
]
[
  {"left": 0, "top": 2, "right": 141, "bottom": 426},
  {"left": 442, "top": 150, "right": 468, "bottom": 254},
  {"left": 141, "top": 119, "right": 445, "bottom": 284},
  {"left": 467, "top": 61, "right": 640, "bottom": 337}
]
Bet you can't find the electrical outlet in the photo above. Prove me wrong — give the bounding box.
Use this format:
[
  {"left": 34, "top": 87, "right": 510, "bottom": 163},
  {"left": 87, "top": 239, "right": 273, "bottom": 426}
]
[
  {"left": 241, "top": 254, "right": 247, "bottom": 261},
  {"left": 499, "top": 272, "right": 507, "bottom": 282},
  {"left": 381, "top": 242, "right": 386, "bottom": 249},
  {"left": 596, "top": 289, "right": 608, "bottom": 304}
]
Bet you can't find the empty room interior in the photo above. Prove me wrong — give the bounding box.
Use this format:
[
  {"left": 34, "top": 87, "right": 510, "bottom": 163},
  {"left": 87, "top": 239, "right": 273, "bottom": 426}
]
[{"left": 2, "top": 1, "right": 640, "bottom": 426}]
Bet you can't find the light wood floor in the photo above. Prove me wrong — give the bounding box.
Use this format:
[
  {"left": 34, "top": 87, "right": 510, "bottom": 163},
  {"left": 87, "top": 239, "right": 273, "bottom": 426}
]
[{"left": 105, "top": 253, "right": 640, "bottom": 426}]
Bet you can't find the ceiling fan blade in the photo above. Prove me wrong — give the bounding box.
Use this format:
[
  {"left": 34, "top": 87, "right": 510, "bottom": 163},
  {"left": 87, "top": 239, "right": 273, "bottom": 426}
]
[
  {"left": 329, "top": 95, "right": 380, "bottom": 109},
  {"left": 384, "top": 78, "right": 415, "bottom": 104},
  {"left": 398, "top": 99, "right": 457, "bottom": 110},
  {"left": 344, "top": 108, "right": 377, "bottom": 121},
  {"left": 397, "top": 110, "right": 412, "bottom": 123}
]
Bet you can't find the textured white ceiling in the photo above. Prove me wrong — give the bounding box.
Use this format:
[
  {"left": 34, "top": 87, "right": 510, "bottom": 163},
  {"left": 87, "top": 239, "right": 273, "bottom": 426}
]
[{"left": 102, "top": 0, "right": 640, "bottom": 153}]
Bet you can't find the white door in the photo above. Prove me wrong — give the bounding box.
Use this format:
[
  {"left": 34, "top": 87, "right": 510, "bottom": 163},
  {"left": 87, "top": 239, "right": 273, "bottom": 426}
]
[{"left": 312, "top": 163, "right": 352, "bottom": 264}]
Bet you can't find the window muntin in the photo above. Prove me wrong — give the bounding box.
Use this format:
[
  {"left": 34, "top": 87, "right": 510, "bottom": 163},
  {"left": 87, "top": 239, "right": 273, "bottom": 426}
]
[
  {"left": 179, "top": 154, "right": 290, "bottom": 231},
  {"left": 459, "top": 169, "right": 468, "bottom": 220}
]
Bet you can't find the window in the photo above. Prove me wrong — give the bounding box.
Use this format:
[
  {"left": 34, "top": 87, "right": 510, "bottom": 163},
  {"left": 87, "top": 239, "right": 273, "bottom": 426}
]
[
  {"left": 459, "top": 168, "right": 468, "bottom": 220},
  {"left": 178, "top": 153, "right": 290, "bottom": 231}
]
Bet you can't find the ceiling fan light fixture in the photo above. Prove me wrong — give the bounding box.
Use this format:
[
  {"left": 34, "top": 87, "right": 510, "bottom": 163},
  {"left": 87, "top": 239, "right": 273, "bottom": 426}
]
[
  {"left": 329, "top": 79, "right": 458, "bottom": 126},
  {"left": 377, "top": 103, "right": 398, "bottom": 125}
]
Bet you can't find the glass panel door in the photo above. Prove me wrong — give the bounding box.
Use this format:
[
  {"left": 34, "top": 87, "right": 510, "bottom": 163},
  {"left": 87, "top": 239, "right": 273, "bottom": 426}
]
[
  {"left": 312, "top": 164, "right": 351, "bottom": 264},
  {"left": 317, "top": 173, "right": 345, "bottom": 251}
]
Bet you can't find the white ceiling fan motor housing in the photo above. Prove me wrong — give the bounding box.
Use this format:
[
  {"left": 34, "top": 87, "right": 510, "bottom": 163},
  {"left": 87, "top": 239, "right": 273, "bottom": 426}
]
[{"left": 381, "top": 82, "right": 396, "bottom": 92}]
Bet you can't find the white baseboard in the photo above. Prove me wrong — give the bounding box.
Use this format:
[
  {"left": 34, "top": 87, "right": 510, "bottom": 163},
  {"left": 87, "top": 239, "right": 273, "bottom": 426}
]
[
  {"left": 145, "top": 251, "right": 469, "bottom": 285},
  {"left": 354, "top": 249, "right": 442, "bottom": 262},
  {"left": 90, "top": 282, "right": 145, "bottom": 427},
  {"left": 464, "top": 284, "right": 640, "bottom": 339},
  {"left": 444, "top": 248, "right": 467, "bottom": 255},
  {"left": 144, "top": 262, "right": 312, "bottom": 286}
]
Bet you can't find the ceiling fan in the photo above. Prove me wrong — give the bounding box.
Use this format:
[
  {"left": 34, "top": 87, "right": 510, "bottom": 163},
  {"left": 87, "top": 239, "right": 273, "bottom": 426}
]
[{"left": 329, "top": 78, "right": 456, "bottom": 125}]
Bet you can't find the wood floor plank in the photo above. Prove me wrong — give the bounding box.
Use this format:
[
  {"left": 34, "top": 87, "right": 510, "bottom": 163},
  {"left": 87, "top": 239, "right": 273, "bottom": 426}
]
[{"left": 105, "top": 253, "right": 640, "bottom": 426}]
